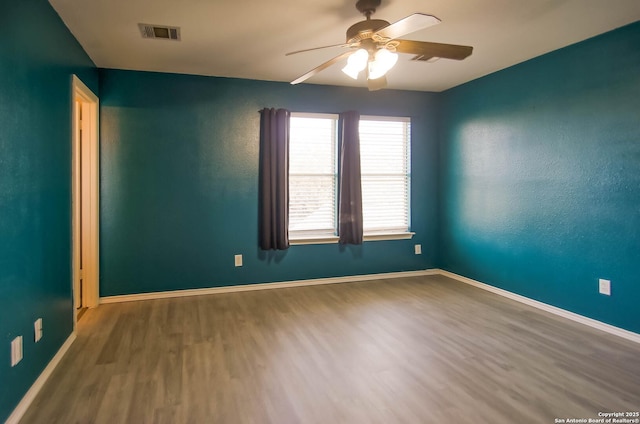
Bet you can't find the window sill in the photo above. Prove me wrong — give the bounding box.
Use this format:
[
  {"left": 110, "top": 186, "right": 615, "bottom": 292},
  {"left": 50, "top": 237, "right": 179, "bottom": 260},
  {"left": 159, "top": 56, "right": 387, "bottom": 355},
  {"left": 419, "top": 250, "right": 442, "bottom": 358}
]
[
  {"left": 289, "top": 232, "right": 414, "bottom": 245},
  {"left": 364, "top": 232, "right": 415, "bottom": 241},
  {"left": 289, "top": 236, "right": 340, "bottom": 245}
]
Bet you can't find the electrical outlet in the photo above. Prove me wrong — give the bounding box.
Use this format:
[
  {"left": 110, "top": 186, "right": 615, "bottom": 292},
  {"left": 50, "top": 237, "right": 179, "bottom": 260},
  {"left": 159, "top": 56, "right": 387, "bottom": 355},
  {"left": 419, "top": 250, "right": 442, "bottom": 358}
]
[
  {"left": 599, "top": 279, "right": 611, "bottom": 296},
  {"left": 234, "top": 254, "right": 243, "bottom": 267},
  {"left": 11, "top": 336, "right": 23, "bottom": 367},
  {"left": 35, "top": 318, "right": 43, "bottom": 342},
  {"left": 414, "top": 244, "right": 422, "bottom": 255}
]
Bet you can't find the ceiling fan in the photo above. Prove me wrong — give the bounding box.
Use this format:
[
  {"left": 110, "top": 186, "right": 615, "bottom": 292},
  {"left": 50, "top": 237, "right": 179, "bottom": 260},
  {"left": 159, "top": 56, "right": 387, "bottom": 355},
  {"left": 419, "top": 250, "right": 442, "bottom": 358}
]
[{"left": 287, "top": 0, "right": 473, "bottom": 91}]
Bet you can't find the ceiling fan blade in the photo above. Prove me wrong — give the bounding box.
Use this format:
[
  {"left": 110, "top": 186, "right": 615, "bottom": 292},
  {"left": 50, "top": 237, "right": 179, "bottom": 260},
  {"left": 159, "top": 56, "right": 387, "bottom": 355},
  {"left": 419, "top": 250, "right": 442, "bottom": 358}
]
[
  {"left": 367, "top": 75, "right": 387, "bottom": 91},
  {"left": 395, "top": 39, "right": 473, "bottom": 61},
  {"left": 291, "top": 51, "right": 354, "bottom": 85},
  {"left": 286, "top": 43, "right": 351, "bottom": 56},
  {"left": 374, "top": 13, "right": 440, "bottom": 40}
]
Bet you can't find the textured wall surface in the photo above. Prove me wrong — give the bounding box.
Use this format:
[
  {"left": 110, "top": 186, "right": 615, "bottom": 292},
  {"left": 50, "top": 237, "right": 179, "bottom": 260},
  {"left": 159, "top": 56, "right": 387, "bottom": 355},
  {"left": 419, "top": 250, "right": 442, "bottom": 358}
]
[
  {"left": 99, "top": 69, "right": 438, "bottom": 296},
  {"left": 3, "top": 7, "right": 639, "bottom": 421},
  {"left": 0, "top": 0, "right": 97, "bottom": 420},
  {"left": 439, "top": 22, "right": 640, "bottom": 333}
]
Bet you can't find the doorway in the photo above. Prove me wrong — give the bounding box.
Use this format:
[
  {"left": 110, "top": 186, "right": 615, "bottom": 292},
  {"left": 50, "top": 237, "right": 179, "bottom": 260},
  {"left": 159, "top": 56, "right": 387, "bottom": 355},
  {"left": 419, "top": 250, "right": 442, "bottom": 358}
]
[{"left": 72, "top": 75, "right": 99, "bottom": 325}]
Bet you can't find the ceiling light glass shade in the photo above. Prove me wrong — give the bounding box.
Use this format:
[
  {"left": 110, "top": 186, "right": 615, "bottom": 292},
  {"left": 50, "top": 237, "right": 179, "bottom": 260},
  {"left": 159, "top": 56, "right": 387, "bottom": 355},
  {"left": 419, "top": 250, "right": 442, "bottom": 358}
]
[
  {"left": 342, "top": 49, "right": 369, "bottom": 79},
  {"left": 368, "top": 49, "right": 398, "bottom": 80}
]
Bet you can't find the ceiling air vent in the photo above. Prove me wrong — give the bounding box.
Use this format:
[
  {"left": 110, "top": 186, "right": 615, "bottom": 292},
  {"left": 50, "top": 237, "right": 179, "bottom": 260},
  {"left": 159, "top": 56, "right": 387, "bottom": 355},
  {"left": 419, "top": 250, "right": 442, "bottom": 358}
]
[{"left": 138, "top": 23, "right": 181, "bottom": 41}]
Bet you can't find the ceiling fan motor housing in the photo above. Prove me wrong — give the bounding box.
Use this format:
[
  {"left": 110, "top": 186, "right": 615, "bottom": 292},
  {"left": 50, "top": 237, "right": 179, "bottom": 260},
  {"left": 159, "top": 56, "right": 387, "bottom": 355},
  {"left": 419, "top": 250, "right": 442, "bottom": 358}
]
[{"left": 346, "top": 19, "right": 390, "bottom": 43}]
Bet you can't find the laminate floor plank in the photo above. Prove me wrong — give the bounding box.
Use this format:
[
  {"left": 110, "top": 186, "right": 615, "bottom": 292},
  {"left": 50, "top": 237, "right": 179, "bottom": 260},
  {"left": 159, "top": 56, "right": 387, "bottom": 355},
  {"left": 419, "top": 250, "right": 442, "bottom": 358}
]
[{"left": 18, "top": 275, "right": 640, "bottom": 424}]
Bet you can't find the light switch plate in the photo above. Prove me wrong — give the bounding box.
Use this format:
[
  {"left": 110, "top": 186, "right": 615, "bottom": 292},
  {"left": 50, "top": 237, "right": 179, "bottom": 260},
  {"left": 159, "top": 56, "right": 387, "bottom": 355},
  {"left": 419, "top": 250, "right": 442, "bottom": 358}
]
[
  {"left": 11, "top": 336, "right": 23, "bottom": 367},
  {"left": 599, "top": 278, "right": 611, "bottom": 296},
  {"left": 35, "top": 318, "right": 43, "bottom": 342}
]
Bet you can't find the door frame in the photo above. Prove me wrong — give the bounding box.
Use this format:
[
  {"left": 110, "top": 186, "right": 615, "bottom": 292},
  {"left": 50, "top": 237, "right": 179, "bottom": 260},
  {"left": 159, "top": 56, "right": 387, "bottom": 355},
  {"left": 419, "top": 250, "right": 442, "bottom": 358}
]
[{"left": 71, "top": 75, "right": 99, "bottom": 325}]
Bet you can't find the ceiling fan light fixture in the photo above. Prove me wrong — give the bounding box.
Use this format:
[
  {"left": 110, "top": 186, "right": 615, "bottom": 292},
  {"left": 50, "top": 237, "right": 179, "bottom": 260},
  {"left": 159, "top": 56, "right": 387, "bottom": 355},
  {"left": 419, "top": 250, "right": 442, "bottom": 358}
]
[
  {"left": 342, "top": 49, "right": 369, "bottom": 79},
  {"left": 368, "top": 48, "right": 398, "bottom": 80},
  {"left": 342, "top": 65, "right": 360, "bottom": 79},
  {"left": 287, "top": 0, "right": 473, "bottom": 88}
]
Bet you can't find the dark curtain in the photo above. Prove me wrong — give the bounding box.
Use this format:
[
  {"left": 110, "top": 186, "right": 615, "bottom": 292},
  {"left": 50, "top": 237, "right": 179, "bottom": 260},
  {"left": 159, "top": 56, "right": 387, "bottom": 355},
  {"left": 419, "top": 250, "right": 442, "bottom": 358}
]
[
  {"left": 258, "top": 108, "right": 290, "bottom": 250},
  {"left": 338, "top": 111, "right": 363, "bottom": 245}
]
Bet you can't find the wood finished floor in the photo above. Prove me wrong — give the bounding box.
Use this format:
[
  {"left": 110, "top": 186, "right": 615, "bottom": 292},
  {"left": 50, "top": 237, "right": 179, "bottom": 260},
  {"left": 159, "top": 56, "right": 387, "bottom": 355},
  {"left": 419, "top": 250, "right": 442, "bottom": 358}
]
[{"left": 20, "top": 275, "right": 640, "bottom": 424}]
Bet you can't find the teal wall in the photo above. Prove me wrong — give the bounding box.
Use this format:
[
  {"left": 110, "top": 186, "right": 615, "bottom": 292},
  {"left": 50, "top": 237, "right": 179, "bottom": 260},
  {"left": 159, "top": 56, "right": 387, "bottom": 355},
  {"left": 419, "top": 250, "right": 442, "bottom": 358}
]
[
  {"left": 439, "top": 22, "right": 640, "bottom": 333},
  {"left": 0, "top": 0, "right": 98, "bottom": 420},
  {"left": 2, "top": 4, "right": 638, "bottom": 420},
  {"left": 99, "top": 69, "right": 438, "bottom": 296}
]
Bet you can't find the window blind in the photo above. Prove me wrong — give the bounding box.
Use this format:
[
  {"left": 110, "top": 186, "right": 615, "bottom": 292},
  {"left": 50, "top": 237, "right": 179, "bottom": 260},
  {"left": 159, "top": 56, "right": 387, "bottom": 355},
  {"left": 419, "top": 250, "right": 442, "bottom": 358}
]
[
  {"left": 359, "top": 117, "right": 411, "bottom": 234},
  {"left": 288, "top": 113, "right": 411, "bottom": 239},
  {"left": 289, "top": 114, "right": 338, "bottom": 237}
]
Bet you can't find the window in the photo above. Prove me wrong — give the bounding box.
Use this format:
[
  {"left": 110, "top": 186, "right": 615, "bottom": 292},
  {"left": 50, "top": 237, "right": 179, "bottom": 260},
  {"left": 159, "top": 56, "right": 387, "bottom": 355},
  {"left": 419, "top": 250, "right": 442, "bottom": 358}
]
[
  {"left": 289, "top": 113, "right": 338, "bottom": 239},
  {"left": 288, "top": 113, "right": 411, "bottom": 243},
  {"left": 359, "top": 116, "right": 411, "bottom": 235}
]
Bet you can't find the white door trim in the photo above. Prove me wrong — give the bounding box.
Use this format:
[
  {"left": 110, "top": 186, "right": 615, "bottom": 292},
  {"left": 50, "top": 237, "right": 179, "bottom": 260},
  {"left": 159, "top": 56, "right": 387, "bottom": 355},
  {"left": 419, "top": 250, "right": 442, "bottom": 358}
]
[{"left": 71, "top": 75, "right": 99, "bottom": 323}]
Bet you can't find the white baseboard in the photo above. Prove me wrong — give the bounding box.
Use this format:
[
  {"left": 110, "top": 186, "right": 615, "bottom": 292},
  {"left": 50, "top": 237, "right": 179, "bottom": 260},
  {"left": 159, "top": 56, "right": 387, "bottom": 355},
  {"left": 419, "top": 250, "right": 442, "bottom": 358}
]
[
  {"left": 100, "top": 269, "right": 441, "bottom": 304},
  {"left": 6, "top": 267, "right": 639, "bottom": 423},
  {"left": 437, "top": 269, "right": 640, "bottom": 344},
  {"left": 6, "top": 332, "right": 77, "bottom": 424},
  {"left": 100, "top": 268, "right": 639, "bottom": 344}
]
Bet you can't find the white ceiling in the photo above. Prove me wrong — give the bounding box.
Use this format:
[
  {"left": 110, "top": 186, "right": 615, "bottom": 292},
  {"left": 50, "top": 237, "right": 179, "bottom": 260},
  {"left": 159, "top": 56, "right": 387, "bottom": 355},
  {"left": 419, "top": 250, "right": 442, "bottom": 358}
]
[{"left": 49, "top": 0, "right": 640, "bottom": 92}]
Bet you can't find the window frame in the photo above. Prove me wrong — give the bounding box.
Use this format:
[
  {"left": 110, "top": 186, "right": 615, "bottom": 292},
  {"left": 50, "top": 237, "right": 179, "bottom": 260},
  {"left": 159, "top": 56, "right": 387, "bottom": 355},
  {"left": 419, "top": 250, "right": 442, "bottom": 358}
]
[
  {"left": 359, "top": 115, "right": 412, "bottom": 237},
  {"left": 288, "top": 113, "right": 414, "bottom": 245},
  {"left": 288, "top": 112, "right": 339, "bottom": 242}
]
